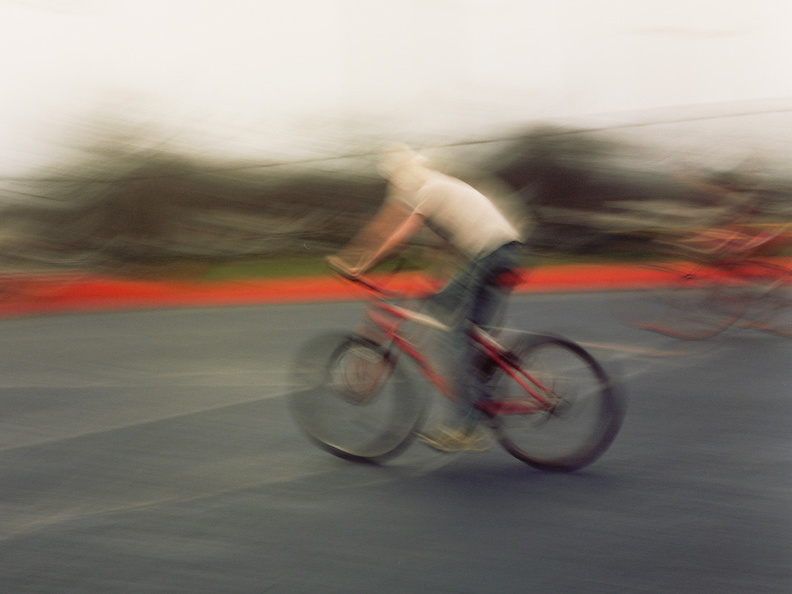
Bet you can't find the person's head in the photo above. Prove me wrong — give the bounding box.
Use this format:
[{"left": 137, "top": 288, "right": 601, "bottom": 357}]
[{"left": 377, "top": 142, "right": 430, "bottom": 191}]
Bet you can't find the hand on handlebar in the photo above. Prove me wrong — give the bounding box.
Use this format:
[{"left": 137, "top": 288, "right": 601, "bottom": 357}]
[
  {"left": 325, "top": 254, "right": 409, "bottom": 298},
  {"left": 325, "top": 255, "right": 364, "bottom": 278}
]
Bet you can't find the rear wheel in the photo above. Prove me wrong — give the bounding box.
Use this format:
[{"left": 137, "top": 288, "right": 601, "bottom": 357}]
[
  {"left": 488, "top": 335, "right": 625, "bottom": 471},
  {"left": 289, "top": 333, "right": 424, "bottom": 463}
]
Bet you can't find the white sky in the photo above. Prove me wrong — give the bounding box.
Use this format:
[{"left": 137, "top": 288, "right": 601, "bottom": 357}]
[{"left": 1, "top": 0, "right": 791, "bottom": 174}]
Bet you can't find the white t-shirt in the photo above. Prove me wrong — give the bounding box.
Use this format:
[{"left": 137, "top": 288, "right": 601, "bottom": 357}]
[{"left": 394, "top": 171, "right": 519, "bottom": 259}]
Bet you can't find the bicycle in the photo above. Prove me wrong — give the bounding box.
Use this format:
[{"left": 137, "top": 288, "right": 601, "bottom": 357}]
[
  {"left": 618, "top": 224, "right": 792, "bottom": 340},
  {"left": 289, "top": 260, "right": 625, "bottom": 471}
]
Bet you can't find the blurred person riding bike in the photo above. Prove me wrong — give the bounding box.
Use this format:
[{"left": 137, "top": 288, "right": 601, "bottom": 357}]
[
  {"left": 328, "top": 144, "right": 523, "bottom": 452},
  {"left": 675, "top": 168, "right": 788, "bottom": 261}
]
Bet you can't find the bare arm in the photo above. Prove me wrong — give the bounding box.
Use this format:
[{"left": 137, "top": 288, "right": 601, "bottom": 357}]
[
  {"left": 335, "top": 199, "right": 408, "bottom": 265},
  {"left": 355, "top": 211, "right": 425, "bottom": 274}
]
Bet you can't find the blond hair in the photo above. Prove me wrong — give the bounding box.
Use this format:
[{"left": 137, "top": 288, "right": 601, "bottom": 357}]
[{"left": 377, "top": 143, "right": 429, "bottom": 179}]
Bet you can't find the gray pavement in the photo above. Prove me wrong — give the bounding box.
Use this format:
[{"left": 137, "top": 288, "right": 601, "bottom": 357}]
[{"left": 0, "top": 294, "right": 790, "bottom": 593}]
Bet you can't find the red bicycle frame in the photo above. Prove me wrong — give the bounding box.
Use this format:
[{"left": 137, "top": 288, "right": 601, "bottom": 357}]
[{"left": 357, "top": 286, "right": 557, "bottom": 417}]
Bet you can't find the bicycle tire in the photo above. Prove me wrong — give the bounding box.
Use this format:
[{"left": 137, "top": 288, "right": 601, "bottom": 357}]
[
  {"left": 622, "top": 263, "right": 747, "bottom": 340},
  {"left": 738, "top": 260, "right": 792, "bottom": 337},
  {"left": 487, "top": 334, "right": 625, "bottom": 471},
  {"left": 288, "top": 332, "right": 425, "bottom": 463}
]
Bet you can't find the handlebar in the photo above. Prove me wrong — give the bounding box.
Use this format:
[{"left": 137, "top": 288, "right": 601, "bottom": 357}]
[
  {"left": 325, "top": 256, "right": 392, "bottom": 297},
  {"left": 326, "top": 255, "right": 451, "bottom": 330}
]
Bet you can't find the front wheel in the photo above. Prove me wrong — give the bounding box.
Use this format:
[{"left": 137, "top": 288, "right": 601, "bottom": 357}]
[
  {"left": 738, "top": 260, "right": 792, "bottom": 338},
  {"left": 617, "top": 263, "right": 746, "bottom": 340},
  {"left": 487, "top": 335, "right": 625, "bottom": 471},
  {"left": 289, "top": 332, "right": 425, "bottom": 463}
]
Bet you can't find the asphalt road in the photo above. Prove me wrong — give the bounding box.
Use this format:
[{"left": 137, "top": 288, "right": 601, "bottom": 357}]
[{"left": 0, "top": 293, "right": 790, "bottom": 594}]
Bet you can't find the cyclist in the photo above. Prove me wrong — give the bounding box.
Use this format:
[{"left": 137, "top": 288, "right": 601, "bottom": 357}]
[
  {"left": 677, "top": 168, "right": 786, "bottom": 260},
  {"left": 330, "top": 144, "right": 522, "bottom": 452}
]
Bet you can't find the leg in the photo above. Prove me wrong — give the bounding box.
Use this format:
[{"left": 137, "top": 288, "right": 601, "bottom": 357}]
[
  {"left": 417, "top": 244, "right": 521, "bottom": 451},
  {"left": 447, "top": 244, "right": 520, "bottom": 428}
]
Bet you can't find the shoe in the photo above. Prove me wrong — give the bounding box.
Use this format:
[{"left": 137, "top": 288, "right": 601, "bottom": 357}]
[{"left": 416, "top": 425, "right": 490, "bottom": 453}]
